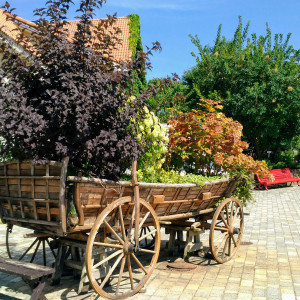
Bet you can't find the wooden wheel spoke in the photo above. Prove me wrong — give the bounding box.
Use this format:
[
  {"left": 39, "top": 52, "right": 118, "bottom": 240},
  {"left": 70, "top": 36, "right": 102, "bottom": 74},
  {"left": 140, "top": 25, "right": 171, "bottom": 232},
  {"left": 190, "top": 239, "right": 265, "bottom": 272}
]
[
  {"left": 210, "top": 198, "right": 243, "bottom": 264},
  {"left": 19, "top": 238, "right": 39, "bottom": 260},
  {"left": 139, "top": 248, "right": 157, "bottom": 254},
  {"left": 139, "top": 229, "right": 157, "bottom": 242},
  {"left": 127, "top": 255, "right": 134, "bottom": 290},
  {"left": 104, "top": 220, "right": 124, "bottom": 245},
  {"left": 231, "top": 235, "right": 237, "bottom": 247},
  {"left": 221, "top": 237, "right": 229, "bottom": 259},
  {"left": 46, "top": 238, "right": 57, "bottom": 259},
  {"left": 86, "top": 197, "right": 160, "bottom": 298},
  {"left": 139, "top": 227, "right": 145, "bottom": 238},
  {"left": 116, "top": 256, "right": 126, "bottom": 295},
  {"left": 92, "top": 249, "right": 123, "bottom": 270},
  {"left": 229, "top": 202, "right": 234, "bottom": 225},
  {"left": 139, "top": 212, "right": 150, "bottom": 230},
  {"left": 225, "top": 203, "right": 229, "bottom": 222},
  {"left": 214, "top": 226, "right": 229, "bottom": 232},
  {"left": 232, "top": 207, "right": 240, "bottom": 226},
  {"left": 100, "top": 254, "right": 124, "bottom": 289},
  {"left": 42, "top": 239, "right": 46, "bottom": 266},
  {"left": 118, "top": 206, "right": 126, "bottom": 241},
  {"left": 219, "top": 212, "right": 229, "bottom": 228},
  {"left": 214, "top": 231, "right": 228, "bottom": 242},
  {"left": 93, "top": 242, "right": 123, "bottom": 249},
  {"left": 228, "top": 236, "right": 232, "bottom": 256},
  {"left": 147, "top": 226, "right": 155, "bottom": 239},
  {"left": 30, "top": 239, "right": 42, "bottom": 263},
  {"left": 130, "top": 253, "right": 148, "bottom": 274},
  {"left": 127, "top": 207, "right": 135, "bottom": 242}
]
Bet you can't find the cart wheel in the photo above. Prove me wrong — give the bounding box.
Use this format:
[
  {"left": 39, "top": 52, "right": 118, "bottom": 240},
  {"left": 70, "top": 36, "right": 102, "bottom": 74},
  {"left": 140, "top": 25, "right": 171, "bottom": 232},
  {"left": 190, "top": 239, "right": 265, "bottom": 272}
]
[
  {"left": 139, "top": 226, "right": 155, "bottom": 249},
  {"left": 86, "top": 196, "right": 160, "bottom": 299},
  {"left": 6, "top": 224, "right": 57, "bottom": 266},
  {"left": 209, "top": 198, "right": 243, "bottom": 264}
]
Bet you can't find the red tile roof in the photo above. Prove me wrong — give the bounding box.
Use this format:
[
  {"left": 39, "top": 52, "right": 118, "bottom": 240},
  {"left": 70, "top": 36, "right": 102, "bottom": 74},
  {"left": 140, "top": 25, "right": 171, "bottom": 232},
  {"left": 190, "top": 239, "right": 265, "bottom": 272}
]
[
  {"left": 0, "top": 9, "right": 36, "bottom": 41},
  {"left": 0, "top": 9, "right": 132, "bottom": 62},
  {"left": 65, "top": 17, "right": 132, "bottom": 62}
]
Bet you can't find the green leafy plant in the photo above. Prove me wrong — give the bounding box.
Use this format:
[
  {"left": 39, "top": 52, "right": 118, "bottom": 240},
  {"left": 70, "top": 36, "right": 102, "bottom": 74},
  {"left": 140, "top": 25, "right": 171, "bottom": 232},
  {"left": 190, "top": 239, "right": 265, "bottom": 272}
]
[
  {"left": 167, "top": 99, "right": 271, "bottom": 204},
  {"left": 135, "top": 168, "right": 223, "bottom": 186},
  {"left": 184, "top": 17, "right": 300, "bottom": 160},
  {"left": 0, "top": 0, "right": 160, "bottom": 180},
  {"left": 136, "top": 107, "right": 169, "bottom": 181},
  {"left": 146, "top": 75, "right": 187, "bottom": 122},
  {"left": 168, "top": 99, "right": 269, "bottom": 176}
]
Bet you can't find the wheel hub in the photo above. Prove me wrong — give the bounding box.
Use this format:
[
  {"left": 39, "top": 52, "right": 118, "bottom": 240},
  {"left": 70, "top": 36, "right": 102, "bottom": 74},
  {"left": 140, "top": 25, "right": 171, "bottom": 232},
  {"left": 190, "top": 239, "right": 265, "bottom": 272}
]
[
  {"left": 128, "top": 243, "right": 140, "bottom": 253},
  {"left": 233, "top": 227, "right": 240, "bottom": 235}
]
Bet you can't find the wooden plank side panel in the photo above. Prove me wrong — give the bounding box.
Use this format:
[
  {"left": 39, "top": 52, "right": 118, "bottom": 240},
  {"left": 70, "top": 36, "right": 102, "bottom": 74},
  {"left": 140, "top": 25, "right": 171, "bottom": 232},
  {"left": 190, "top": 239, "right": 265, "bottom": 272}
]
[{"left": 0, "top": 159, "right": 65, "bottom": 235}]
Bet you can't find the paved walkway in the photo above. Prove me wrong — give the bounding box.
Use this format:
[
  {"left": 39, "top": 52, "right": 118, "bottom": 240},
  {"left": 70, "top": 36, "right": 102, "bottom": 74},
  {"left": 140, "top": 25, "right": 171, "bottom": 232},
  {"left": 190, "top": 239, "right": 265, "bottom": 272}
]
[{"left": 1, "top": 186, "right": 300, "bottom": 299}]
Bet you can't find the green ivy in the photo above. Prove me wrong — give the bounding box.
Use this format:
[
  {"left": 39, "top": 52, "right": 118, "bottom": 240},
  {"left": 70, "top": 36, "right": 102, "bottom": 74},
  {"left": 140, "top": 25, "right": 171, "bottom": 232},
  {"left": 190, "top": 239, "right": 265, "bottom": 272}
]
[
  {"left": 127, "top": 14, "right": 143, "bottom": 58},
  {"left": 127, "top": 14, "right": 146, "bottom": 94}
]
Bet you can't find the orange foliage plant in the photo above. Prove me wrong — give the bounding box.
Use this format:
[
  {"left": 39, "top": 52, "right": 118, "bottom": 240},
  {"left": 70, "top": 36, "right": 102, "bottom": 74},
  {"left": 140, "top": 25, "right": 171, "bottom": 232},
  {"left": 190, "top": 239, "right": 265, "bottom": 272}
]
[{"left": 167, "top": 99, "right": 270, "bottom": 178}]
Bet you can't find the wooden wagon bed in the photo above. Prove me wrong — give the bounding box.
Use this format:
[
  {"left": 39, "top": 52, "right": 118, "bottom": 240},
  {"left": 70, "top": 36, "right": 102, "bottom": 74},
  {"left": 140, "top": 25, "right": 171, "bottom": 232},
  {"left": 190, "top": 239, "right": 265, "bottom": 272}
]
[
  {"left": 0, "top": 158, "right": 244, "bottom": 299},
  {"left": 0, "top": 159, "right": 237, "bottom": 235},
  {"left": 68, "top": 175, "right": 237, "bottom": 232}
]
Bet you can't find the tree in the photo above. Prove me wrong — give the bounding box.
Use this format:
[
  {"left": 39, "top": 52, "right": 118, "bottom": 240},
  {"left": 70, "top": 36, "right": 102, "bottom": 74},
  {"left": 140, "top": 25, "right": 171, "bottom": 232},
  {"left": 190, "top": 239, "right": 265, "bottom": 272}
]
[
  {"left": 146, "top": 74, "right": 187, "bottom": 123},
  {"left": 183, "top": 17, "right": 300, "bottom": 160},
  {"left": 0, "top": 0, "right": 159, "bottom": 179}
]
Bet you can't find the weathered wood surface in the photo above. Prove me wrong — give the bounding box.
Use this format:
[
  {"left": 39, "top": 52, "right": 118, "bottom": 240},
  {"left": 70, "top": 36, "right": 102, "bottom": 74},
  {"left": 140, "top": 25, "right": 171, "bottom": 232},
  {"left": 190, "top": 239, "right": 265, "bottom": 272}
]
[
  {"left": 0, "top": 255, "right": 54, "bottom": 300},
  {"left": 0, "top": 158, "right": 237, "bottom": 234},
  {"left": 69, "top": 175, "right": 235, "bottom": 228},
  {"left": 0, "top": 158, "right": 69, "bottom": 236},
  {"left": 0, "top": 255, "right": 54, "bottom": 280}
]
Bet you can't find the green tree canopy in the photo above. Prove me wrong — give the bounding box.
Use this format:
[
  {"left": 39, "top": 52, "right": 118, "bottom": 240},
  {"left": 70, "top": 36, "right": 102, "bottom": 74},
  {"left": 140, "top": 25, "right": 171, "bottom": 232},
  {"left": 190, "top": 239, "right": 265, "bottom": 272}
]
[
  {"left": 183, "top": 17, "right": 300, "bottom": 160},
  {"left": 146, "top": 75, "right": 187, "bottom": 122}
]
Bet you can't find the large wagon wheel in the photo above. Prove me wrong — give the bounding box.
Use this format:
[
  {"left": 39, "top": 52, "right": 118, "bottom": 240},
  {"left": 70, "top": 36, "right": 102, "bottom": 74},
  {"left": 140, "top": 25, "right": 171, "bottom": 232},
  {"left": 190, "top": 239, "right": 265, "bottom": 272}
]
[
  {"left": 6, "top": 224, "right": 57, "bottom": 266},
  {"left": 86, "top": 196, "right": 160, "bottom": 299},
  {"left": 209, "top": 198, "right": 244, "bottom": 264}
]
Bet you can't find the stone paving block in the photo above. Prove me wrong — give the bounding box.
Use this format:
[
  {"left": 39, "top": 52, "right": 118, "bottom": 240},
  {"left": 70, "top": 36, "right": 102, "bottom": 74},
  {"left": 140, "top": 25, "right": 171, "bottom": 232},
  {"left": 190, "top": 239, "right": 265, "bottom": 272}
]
[
  {"left": 1, "top": 187, "right": 300, "bottom": 299},
  {"left": 282, "top": 294, "right": 296, "bottom": 300}
]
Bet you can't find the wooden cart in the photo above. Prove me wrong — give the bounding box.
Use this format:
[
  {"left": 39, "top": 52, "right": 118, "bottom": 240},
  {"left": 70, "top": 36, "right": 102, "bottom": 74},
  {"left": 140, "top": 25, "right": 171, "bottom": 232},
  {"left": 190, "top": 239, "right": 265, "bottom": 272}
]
[{"left": 0, "top": 158, "right": 244, "bottom": 299}]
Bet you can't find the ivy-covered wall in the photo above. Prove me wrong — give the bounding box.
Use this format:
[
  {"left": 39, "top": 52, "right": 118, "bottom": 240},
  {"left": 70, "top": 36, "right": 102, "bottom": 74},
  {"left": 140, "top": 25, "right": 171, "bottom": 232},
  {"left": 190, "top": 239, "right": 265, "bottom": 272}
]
[
  {"left": 127, "top": 14, "right": 143, "bottom": 58},
  {"left": 127, "top": 14, "right": 146, "bottom": 93}
]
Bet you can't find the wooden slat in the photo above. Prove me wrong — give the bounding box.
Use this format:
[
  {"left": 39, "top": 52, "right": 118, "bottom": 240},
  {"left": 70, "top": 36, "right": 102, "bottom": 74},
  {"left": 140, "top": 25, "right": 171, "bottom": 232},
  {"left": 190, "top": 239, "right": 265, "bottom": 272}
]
[
  {"left": 0, "top": 256, "right": 54, "bottom": 280},
  {"left": 2, "top": 203, "right": 60, "bottom": 216},
  {"left": 46, "top": 165, "right": 49, "bottom": 199},
  {"left": 3, "top": 165, "right": 13, "bottom": 217},
  {"left": 158, "top": 208, "right": 215, "bottom": 221},
  {"left": 0, "top": 176, "right": 61, "bottom": 179},
  {"left": 119, "top": 186, "right": 125, "bottom": 198},
  {"left": 3, "top": 165, "right": 9, "bottom": 197},
  {"left": 45, "top": 165, "right": 50, "bottom": 221},
  {"left": 8, "top": 185, "right": 60, "bottom": 193},
  {"left": 17, "top": 162, "right": 21, "bottom": 198},
  {"left": 164, "top": 187, "right": 182, "bottom": 216},
  {"left": 19, "top": 200, "right": 25, "bottom": 218},
  {"left": 30, "top": 165, "right": 37, "bottom": 220},
  {"left": 5, "top": 179, "right": 60, "bottom": 186},
  {"left": 75, "top": 184, "right": 85, "bottom": 226},
  {"left": 2, "top": 216, "right": 61, "bottom": 227},
  {"left": 174, "top": 188, "right": 191, "bottom": 214},
  {"left": 59, "top": 157, "right": 69, "bottom": 234},
  {"left": 0, "top": 196, "right": 59, "bottom": 203}
]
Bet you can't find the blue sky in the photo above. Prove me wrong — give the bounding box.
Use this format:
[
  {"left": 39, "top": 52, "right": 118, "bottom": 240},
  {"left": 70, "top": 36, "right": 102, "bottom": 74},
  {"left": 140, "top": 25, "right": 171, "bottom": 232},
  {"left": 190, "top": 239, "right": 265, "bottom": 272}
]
[{"left": 5, "top": 0, "right": 300, "bottom": 80}]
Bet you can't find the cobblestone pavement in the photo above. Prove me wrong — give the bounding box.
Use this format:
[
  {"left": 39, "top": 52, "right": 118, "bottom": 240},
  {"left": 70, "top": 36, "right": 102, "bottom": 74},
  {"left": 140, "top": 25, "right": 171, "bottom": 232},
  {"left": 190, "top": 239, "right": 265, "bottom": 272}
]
[{"left": 1, "top": 186, "right": 300, "bottom": 300}]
